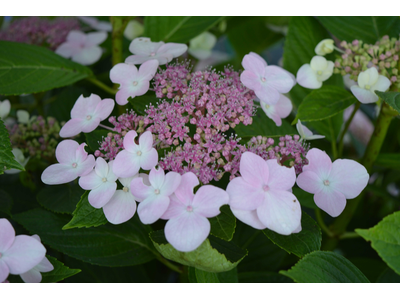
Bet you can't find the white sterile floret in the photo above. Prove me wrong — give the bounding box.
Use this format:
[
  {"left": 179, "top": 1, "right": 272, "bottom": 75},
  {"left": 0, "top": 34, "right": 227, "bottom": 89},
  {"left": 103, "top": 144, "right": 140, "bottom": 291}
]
[
  {"left": 350, "top": 67, "right": 391, "bottom": 104},
  {"left": 296, "top": 120, "right": 325, "bottom": 142},
  {"left": 0, "top": 100, "right": 11, "bottom": 119},
  {"left": 124, "top": 20, "right": 144, "bottom": 40},
  {"left": 296, "top": 56, "right": 334, "bottom": 89},
  {"left": 4, "top": 148, "right": 29, "bottom": 174},
  {"left": 315, "top": 39, "right": 335, "bottom": 56},
  {"left": 188, "top": 32, "right": 217, "bottom": 60}
]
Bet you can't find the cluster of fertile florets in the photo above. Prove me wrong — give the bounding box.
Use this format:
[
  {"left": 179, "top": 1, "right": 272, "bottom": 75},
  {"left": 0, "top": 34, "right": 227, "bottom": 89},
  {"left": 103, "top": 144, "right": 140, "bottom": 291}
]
[
  {"left": 0, "top": 17, "right": 80, "bottom": 50},
  {"left": 7, "top": 116, "right": 61, "bottom": 162},
  {"left": 334, "top": 35, "right": 400, "bottom": 88}
]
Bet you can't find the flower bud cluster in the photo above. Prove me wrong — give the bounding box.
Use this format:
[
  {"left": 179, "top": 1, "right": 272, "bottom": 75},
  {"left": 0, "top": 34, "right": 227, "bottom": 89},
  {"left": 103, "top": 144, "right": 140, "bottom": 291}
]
[
  {"left": 0, "top": 17, "right": 80, "bottom": 50},
  {"left": 334, "top": 35, "right": 400, "bottom": 89},
  {"left": 7, "top": 116, "right": 61, "bottom": 162}
]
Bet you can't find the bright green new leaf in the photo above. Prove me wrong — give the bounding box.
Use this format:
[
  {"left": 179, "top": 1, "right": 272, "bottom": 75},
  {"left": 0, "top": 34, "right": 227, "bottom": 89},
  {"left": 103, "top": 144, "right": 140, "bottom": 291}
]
[
  {"left": 280, "top": 251, "right": 370, "bottom": 283},
  {"left": 0, "top": 119, "right": 25, "bottom": 175},
  {"left": 263, "top": 212, "right": 321, "bottom": 258},
  {"left": 150, "top": 230, "right": 247, "bottom": 273},
  {"left": 63, "top": 191, "right": 108, "bottom": 229},
  {"left": 0, "top": 41, "right": 92, "bottom": 95},
  {"left": 356, "top": 211, "right": 400, "bottom": 275},
  {"left": 41, "top": 256, "right": 81, "bottom": 283},
  {"left": 375, "top": 91, "right": 400, "bottom": 115}
]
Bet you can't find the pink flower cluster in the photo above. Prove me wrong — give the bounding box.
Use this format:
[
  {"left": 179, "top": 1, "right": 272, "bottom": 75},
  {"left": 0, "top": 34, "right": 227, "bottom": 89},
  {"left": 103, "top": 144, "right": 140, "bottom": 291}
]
[{"left": 0, "top": 17, "right": 80, "bottom": 50}]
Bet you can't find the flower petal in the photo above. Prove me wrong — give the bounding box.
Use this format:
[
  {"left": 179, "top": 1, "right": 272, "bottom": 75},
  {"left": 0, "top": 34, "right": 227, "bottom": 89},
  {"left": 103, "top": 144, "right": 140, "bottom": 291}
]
[
  {"left": 242, "top": 52, "right": 266, "bottom": 75},
  {"left": 79, "top": 170, "right": 103, "bottom": 190},
  {"left": 2, "top": 235, "right": 46, "bottom": 274},
  {"left": 302, "top": 148, "right": 332, "bottom": 179},
  {"left": 161, "top": 172, "right": 182, "bottom": 196},
  {"left": 257, "top": 190, "right": 302, "bottom": 235},
  {"left": 88, "top": 181, "right": 117, "bottom": 208},
  {"left": 76, "top": 154, "right": 95, "bottom": 177},
  {"left": 265, "top": 159, "right": 296, "bottom": 190},
  {"left": 137, "top": 194, "right": 170, "bottom": 224},
  {"left": 240, "top": 152, "right": 269, "bottom": 186},
  {"left": 85, "top": 31, "right": 107, "bottom": 47},
  {"left": 122, "top": 130, "right": 139, "bottom": 152},
  {"left": 226, "top": 177, "right": 265, "bottom": 211},
  {"left": 149, "top": 167, "right": 165, "bottom": 189},
  {"left": 230, "top": 208, "right": 267, "bottom": 230},
  {"left": 138, "top": 59, "right": 159, "bottom": 81},
  {"left": 174, "top": 172, "right": 198, "bottom": 205},
  {"left": 55, "top": 140, "right": 79, "bottom": 164},
  {"left": 0, "top": 260, "right": 10, "bottom": 283},
  {"left": 240, "top": 70, "right": 261, "bottom": 91},
  {"left": 255, "top": 84, "right": 281, "bottom": 105},
  {"left": 160, "top": 194, "right": 187, "bottom": 220},
  {"left": 113, "top": 150, "right": 141, "bottom": 178},
  {"left": 138, "top": 131, "right": 154, "bottom": 152},
  {"left": 0, "top": 219, "right": 15, "bottom": 253},
  {"left": 71, "top": 94, "right": 102, "bottom": 119},
  {"left": 314, "top": 188, "right": 347, "bottom": 217},
  {"left": 94, "top": 99, "right": 115, "bottom": 120},
  {"left": 102, "top": 190, "right": 137, "bottom": 224},
  {"left": 129, "top": 38, "right": 163, "bottom": 55},
  {"left": 296, "top": 170, "right": 325, "bottom": 194},
  {"left": 41, "top": 163, "right": 81, "bottom": 185},
  {"left": 72, "top": 46, "right": 102, "bottom": 65},
  {"left": 59, "top": 118, "right": 85, "bottom": 138},
  {"left": 139, "top": 148, "right": 159, "bottom": 170},
  {"left": 110, "top": 63, "right": 138, "bottom": 86},
  {"left": 193, "top": 185, "right": 229, "bottom": 218},
  {"left": 264, "top": 65, "right": 295, "bottom": 93},
  {"left": 157, "top": 43, "right": 188, "bottom": 58},
  {"left": 130, "top": 177, "right": 154, "bottom": 200},
  {"left": 164, "top": 212, "right": 210, "bottom": 252},
  {"left": 296, "top": 64, "right": 322, "bottom": 89},
  {"left": 35, "top": 256, "right": 54, "bottom": 273},
  {"left": 372, "top": 75, "right": 391, "bottom": 93},
  {"left": 20, "top": 268, "right": 42, "bottom": 283},
  {"left": 350, "top": 86, "right": 378, "bottom": 104}
]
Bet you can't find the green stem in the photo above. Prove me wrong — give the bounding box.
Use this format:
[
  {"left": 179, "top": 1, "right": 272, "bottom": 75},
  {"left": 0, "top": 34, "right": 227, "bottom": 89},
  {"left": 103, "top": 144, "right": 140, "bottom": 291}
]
[
  {"left": 323, "top": 101, "right": 398, "bottom": 250},
  {"left": 315, "top": 209, "right": 334, "bottom": 237},
  {"left": 110, "top": 16, "right": 132, "bottom": 67},
  {"left": 337, "top": 102, "right": 361, "bottom": 156},
  {"left": 86, "top": 77, "right": 117, "bottom": 95},
  {"left": 339, "top": 231, "right": 361, "bottom": 240},
  {"left": 155, "top": 254, "right": 183, "bottom": 274},
  {"left": 328, "top": 118, "right": 338, "bottom": 159}
]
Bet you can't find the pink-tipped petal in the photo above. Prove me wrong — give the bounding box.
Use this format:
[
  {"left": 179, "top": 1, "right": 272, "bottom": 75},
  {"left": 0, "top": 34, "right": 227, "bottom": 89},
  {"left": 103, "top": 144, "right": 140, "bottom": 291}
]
[
  {"left": 226, "top": 177, "right": 265, "bottom": 211},
  {"left": 138, "top": 131, "right": 154, "bottom": 152},
  {"left": 138, "top": 59, "right": 159, "bottom": 81},
  {"left": 55, "top": 140, "right": 79, "bottom": 164},
  {"left": 314, "top": 188, "right": 347, "bottom": 217},
  {"left": 85, "top": 31, "right": 107, "bottom": 47},
  {"left": 113, "top": 150, "right": 141, "bottom": 178},
  {"left": 137, "top": 194, "right": 170, "bottom": 224},
  {"left": 265, "top": 159, "right": 296, "bottom": 191},
  {"left": 88, "top": 181, "right": 117, "bottom": 208},
  {"left": 161, "top": 194, "right": 187, "bottom": 220},
  {"left": 264, "top": 65, "right": 296, "bottom": 93},
  {"left": 72, "top": 46, "right": 102, "bottom": 65},
  {"left": 256, "top": 84, "right": 281, "bottom": 105},
  {"left": 66, "top": 30, "right": 86, "bottom": 44},
  {"left": 257, "top": 190, "right": 302, "bottom": 235},
  {"left": 350, "top": 86, "right": 378, "bottom": 104},
  {"left": 79, "top": 170, "right": 103, "bottom": 190},
  {"left": 123, "top": 130, "right": 139, "bottom": 152},
  {"left": 242, "top": 53, "right": 266, "bottom": 75},
  {"left": 174, "top": 172, "right": 198, "bottom": 205},
  {"left": 139, "top": 148, "right": 159, "bottom": 170},
  {"left": 76, "top": 154, "right": 95, "bottom": 177},
  {"left": 296, "top": 64, "right": 322, "bottom": 89},
  {"left": 193, "top": 185, "right": 229, "bottom": 218},
  {"left": 302, "top": 148, "right": 332, "bottom": 179},
  {"left": 75, "top": 143, "right": 89, "bottom": 164},
  {"left": 329, "top": 159, "right": 369, "bottom": 199},
  {"left": 59, "top": 118, "right": 85, "bottom": 138},
  {"left": 164, "top": 212, "right": 210, "bottom": 252},
  {"left": 240, "top": 71, "right": 261, "bottom": 91},
  {"left": 240, "top": 152, "right": 269, "bottom": 186},
  {"left": 130, "top": 177, "right": 154, "bottom": 200},
  {"left": 35, "top": 256, "right": 54, "bottom": 273},
  {"left": 129, "top": 38, "right": 163, "bottom": 55},
  {"left": 0, "top": 219, "right": 15, "bottom": 253},
  {"left": 94, "top": 157, "right": 109, "bottom": 178},
  {"left": 149, "top": 167, "right": 165, "bottom": 189},
  {"left": 102, "top": 190, "right": 137, "bottom": 224},
  {"left": 158, "top": 43, "right": 188, "bottom": 58},
  {"left": 71, "top": 94, "right": 102, "bottom": 119},
  {"left": 2, "top": 235, "right": 46, "bottom": 275},
  {"left": 0, "top": 260, "right": 10, "bottom": 283},
  {"left": 20, "top": 268, "right": 42, "bottom": 283},
  {"left": 230, "top": 208, "right": 267, "bottom": 230},
  {"left": 296, "top": 170, "right": 325, "bottom": 194},
  {"left": 161, "top": 172, "right": 181, "bottom": 196},
  {"left": 55, "top": 42, "right": 80, "bottom": 58},
  {"left": 110, "top": 63, "right": 138, "bottom": 86},
  {"left": 94, "top": 99, "right": 115, "bottom": 120},
  {"left": 41, "top": 163, "right": 81, "bottom": 185},
  {"left": 275, "top": 94, "right": 293, "bottom": 119}
]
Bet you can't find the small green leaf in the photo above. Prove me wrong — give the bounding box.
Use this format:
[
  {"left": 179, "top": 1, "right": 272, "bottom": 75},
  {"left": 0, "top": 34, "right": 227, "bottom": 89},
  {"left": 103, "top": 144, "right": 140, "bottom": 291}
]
[
  {"left": 376, "top": 91, "right": 400, "bottom": 115},
  {"left": 85, "top": 129, "right": 110, "bottom": 152},
  {"left": 263, "top": 212, "right": 321, "bottom": 258},
  {"left": 375, "top": 153, "right": 400, "bottom": 170},
  {"left": 41, "top": 256, "right": 81, "bottom": 283},
  {"left": 37, "top": 183, "right": 83, "bottom": 214},
  {"left": 238, "top": 271, "right": 293, "bottom": 283},
  {"left": 294, "top": 86, "right": 356, "bottom": 123},
  {"left": 209, "top": 205, "right": 236, "bottom": 241},
  {"left": 235, "top": 108, "right": 296, "bottom": 139},
  {"left": 280, "top": 251, "right": 370, "bottom": 283},
  {"left": 63, "top": 191, "right": 108, "bottom": 229},
  {"left": 0, "top": 41, "right": 92, "bottom": 95},
  {"left": 356, "top": 211, "right": 400, "bottom": 275},
  {"left": 0, "top": 119, "right": 25, "bottom": 174},
  {"left": 128, "top": 95, "right": 159, "bottom": 115},
  {"left": 150, "top": 230, "right": 247, "bottom": 273},
  {"left": 144, "top": 16, "right": 224, "bottom": 43},
  {"left": 318, "top": 16, "right": 400, "bottom": 44}
]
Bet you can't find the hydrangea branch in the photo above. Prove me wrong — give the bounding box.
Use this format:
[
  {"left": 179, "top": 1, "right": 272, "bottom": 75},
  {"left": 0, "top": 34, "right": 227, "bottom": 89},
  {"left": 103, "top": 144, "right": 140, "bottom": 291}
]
[
  {"left": 110, "top": 16, "right": 132, "bottom": 67},
  {"left": 337, "top": 101, "right": 361, "bottom": 156},
  {"left": 86, "top": 76, "right": 117, "bottom": 95}
]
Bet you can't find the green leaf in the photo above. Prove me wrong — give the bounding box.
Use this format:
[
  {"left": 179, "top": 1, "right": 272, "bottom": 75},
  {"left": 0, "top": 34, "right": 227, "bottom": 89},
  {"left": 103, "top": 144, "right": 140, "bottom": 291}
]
[
  {"left": 150, "top": 230, "right": 247, "bottom": 273},
  {"left": 63, "top": 191, "right": 108, "bottom": 229},
  {"left": 375, "top": 153, "right": 400, "bottom": 170},
  {"left": 306, "top": 112, "right": 343, "bottom": 143},
  {"left": 144, "top": 16, "right": 224, "bottom": 43},
  {"left": 263, "top": 212, "right": 321, "bottom": 258},
  {"left": 356, "top": 211, "right": 400, "bottom": 275},
  {"left": 235, "top": 108, "right": 296, "bottom": 138},
  {"left": 238, "top": 271, "right": 293, "bottom": 283},
  {"left": 14, "top": 208, "right": 156, "bottom": 267},
  {"left": 37, "top": 183, "right": 83, "bottom": 214},
  {"left": 375, "top": 91, "right": 400, "bottom": 115},
  {"left": 209, "top": 205, "right": 236, "bottom": 241},
  {"left": 189, "top": 268, "right": 220, "bottom": 283},
  {"left": 128, "top": 95, "right": 159, "bottom": 115},
  {"left": 85, "top": 129, "right": 110, "bottom": 152},
  {"left": 226, "top": 17, "right": 282, "bottom": 65},
  {"left": 317, "top": 16, "right": 400, "bottom": 44},
  {"left": 280, "top": 251, "right": 370, "bottom": 283},
  {"left": 0, "top": 119, "right": 25, "bottom": 174},
  {"left": 0, "top": 41, "right": 92, "bottom": 95},
  {"left": 41, "top": 256, "right": 81, "bottom": 283},
  {"left": 376, "top": 268, "right": 400, "bottom": 283},
  {"left": 0, "top": 189, "right": 13, "bottom": 216},
  {"left": 283, "top": 16, "right": 332, "bottom": 108},
  {"left": 294, "top": 86, "right": 356, "bottom": 123}
]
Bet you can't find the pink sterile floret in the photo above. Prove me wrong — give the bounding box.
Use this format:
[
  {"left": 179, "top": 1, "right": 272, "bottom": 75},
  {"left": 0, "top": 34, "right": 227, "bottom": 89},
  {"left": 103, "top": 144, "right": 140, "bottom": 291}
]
[
  {"left": 240, "top": 52, "right": 296, "bottom": 105},
  {"left": 296, "top": 148, "right": 369, "bottom": 217},
  {"left": 130, "top": 167, "right": 181, "bottom": 224},
  {"left": 260, "top": 94, "right": 293, "bottom": 127},
  {"left": 110, "top": 60, "right": 159, "bottom": 105},
  {"left": 19, "top": 235, "right": 54, "bottom": 283},
  {"left": 125, "top": 37, "right": 188, "bottom": 65},
  {"left": 79, "top": 157, "right": 118, "bottom": 209},
  {"left": 41, "top": 140, "right": 95, "bottom": 185},
  {"left": 55, "top": 30, "right": 107, "bottom": 65},
  {"left": 161, "top": 172, "right": 229, "bottom": 252},
  {"left": 0, "top": 219, "right": 46, "bottom": 283},
  {"left": 112, "top": 130, "right": 158, "bottom": 178},
  {"left": 226, "top": 152, "right": 301, "bottom": 235},
  {"left": 59, "top": 93, "right": 115, "bottom": 138}
]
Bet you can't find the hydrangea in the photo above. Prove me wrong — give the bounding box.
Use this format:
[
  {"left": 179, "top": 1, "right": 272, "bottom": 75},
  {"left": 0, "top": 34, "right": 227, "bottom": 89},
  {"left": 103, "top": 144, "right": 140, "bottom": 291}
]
[{"left": 296, "top": 56, "right": 334, "bottom": 89}]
